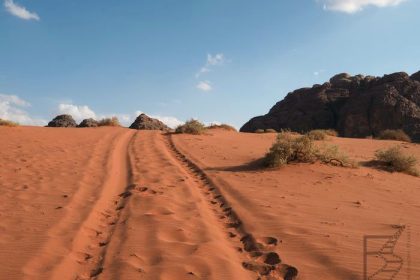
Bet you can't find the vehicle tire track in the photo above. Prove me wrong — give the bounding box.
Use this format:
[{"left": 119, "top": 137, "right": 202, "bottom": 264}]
[
  {"left": 33, "top": 129, "right": 136, "bottom": 280},
  {"left": 164, "top": 133, "right": 298, "bottom": 280}
]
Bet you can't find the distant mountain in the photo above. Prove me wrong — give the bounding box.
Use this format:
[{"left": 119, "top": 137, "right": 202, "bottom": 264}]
[{"left": 240, "top": 71, "right": 420, "bottom": 142}]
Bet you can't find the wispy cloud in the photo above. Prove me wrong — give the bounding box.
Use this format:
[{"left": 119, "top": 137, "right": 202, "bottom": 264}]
[
  {"left": 319, "top": 0, "right": 406, "bottom": 13},
  {"left": 195, "top": 53, "right": 226, "bottom": 78},
  {"left": 0, "top": 94, "right": 46, "bottom": 125},
  {"left": 4, "top": 0, "right": 40, "bottom": 21},
  {"left": 196, "top": 81, "right": 212, "bottom": 92}
]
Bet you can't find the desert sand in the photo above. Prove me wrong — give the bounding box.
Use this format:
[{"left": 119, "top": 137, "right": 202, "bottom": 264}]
[{"left": 0, "top": 126, "right": 419, "bottom": 280}]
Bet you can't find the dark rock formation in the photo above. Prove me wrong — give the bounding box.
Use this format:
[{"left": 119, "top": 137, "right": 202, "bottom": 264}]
[
  {"left": 47, "top": 114, "right": 77, "bottom": 128},
  {"left": 240, "top": 71, "right": 420, "bottom": 142},
  {"left": 129, "top": 113, "right": 170, "bottom": 131},
  {"left": 78, "top": 118, "right": 98, "bottom": 128}
]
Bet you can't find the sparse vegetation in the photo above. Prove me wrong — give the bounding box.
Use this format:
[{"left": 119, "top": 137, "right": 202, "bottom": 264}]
[
  {"left": 98, "top": 117, "right": 121, "bottom": 127},
  {"left": 374, "top": 146, "right": 419, "bottom": 176},
  {"left": 317, "top": 144, "right": 356, "bottom": 167},
  {"left": 263, "top": 132, "right": 353, "bottom": 168},
  {"left": 254, "top": 129, "right": 265, "bottom": 134},
  {"left": 265, "top": 129, "right": 277, "bottom": 133},
  {"left": 207, "top": 123, "right": 237, "bottom": 131},
  {"left": 263, "top": 133, "right": 317, "bottom": 167},
  {"left": 377, "top": 129, "right": 411, "bottom": 142},
  {"left": 0, "top": 118, "right": 19, "bottom": 127},
  {"left": 306, "top": 129, "right": 338, "bottom": 140},
  {"left": 176, "top": 119, "right": 206, "bottom": 135}
]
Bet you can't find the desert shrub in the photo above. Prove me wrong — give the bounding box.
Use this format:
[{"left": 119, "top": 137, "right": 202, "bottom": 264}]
[
  {"left": 306, "top": 129, "right": 338, "bottom": 140},
  {"left": 0, "top": 118, "right": 18, "bottom": 127},
  {"left": 263, "top": 133, "right": 317, "bottom": 167},
  {"left": 375, "top": 146, "right": 419, "bottom": 176},
  {"left": 377, "top": 129, "right": 411, "bottom": 142},
  {"left": 254, "top": 129, "right": 265, "bottom": 134},
  {"left": 98, "top": 117, "right": 121, "bottom": 127},
  {"left": 265, "top": 129, "right": 277, "bottom": 133},
  {"left": 306, "top": 130, "right": 327, "bottom": 140},
  {"left": 176, "top": 119, "right": 206, "bottom": 135},
  {"left": 323, "top": 129, "right": 338, "bottom": 137},
  {"left": 207, "top": 123, "right": 237, "bottom": 131},
  {"left": 317, "top": 144, "right": 356, "bottom": 167}
]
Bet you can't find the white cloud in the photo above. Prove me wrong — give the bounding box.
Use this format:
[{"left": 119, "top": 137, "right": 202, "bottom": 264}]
[
  {"left": 152, "top": 115, "right": 184, "bottom": 128},
  {"left": 4, "top": 0, "right": 40, "bottom": 21},
  {"left": 58, "top": 104, "right": 96, "bottom": 122},
  {"left": 320, "top": 0, "right": 406, "bottom": 13},
  {"left": 195, "top": 53, "right": 226, "bottom": 78},
  {"left": 196, "top": 81, "right": 212, "bottom": 92},
  {"left": 0, "top": 94, "right": 46, "bottom": 125},
  {"left": 207, "top": 53, "right": 225, "bottom": 66}
]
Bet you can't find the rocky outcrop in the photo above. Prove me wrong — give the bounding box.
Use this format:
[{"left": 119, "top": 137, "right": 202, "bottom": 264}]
[
  {"left": 78, "top": 118, "right": 98, "bottom": 128},
  {"left": 240, "top": 71, "right": 420, "bottom": 142},
  {"left": 47, "top": 114, "right": 77, "bottom": 128},
  {"left": 129, "top": 114, "right": 170, "bottom": 131}
]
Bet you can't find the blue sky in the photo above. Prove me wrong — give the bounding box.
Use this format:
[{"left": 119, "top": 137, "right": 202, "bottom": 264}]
[{"left": 1, "top": 0, "right": 419, "bottom": 127}]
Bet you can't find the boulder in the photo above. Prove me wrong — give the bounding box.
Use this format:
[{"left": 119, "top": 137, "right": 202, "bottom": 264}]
[
  {"left": 129, "top": 114, "right": 170, "bottom": 131},
  {"left": 47, "top": 115, "right": 77, "bottom": 128},
  {"left": 78, "top": 118, "right": 98, "bottom": 128},
  {"left": 240, "top": 70, "right": 420, "bottom": 142}
]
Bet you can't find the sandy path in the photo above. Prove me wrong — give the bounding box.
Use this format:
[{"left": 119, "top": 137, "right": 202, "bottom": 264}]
[
  {"left": 19, "top": 128, "right": 135, "bottom": 280},
  {"left": 0, "top": 127, "right": 128, "bottom": 279},
  {"left": 99, "top": 131, "right": 260, "bottom": 280}
]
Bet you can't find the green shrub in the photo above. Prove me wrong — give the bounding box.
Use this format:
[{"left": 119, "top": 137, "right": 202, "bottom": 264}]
[
  {"left": 207, "top": 123, "right": 237, "bottom": 131},
  {"left": 263, "top": 133, "right": 317, "bottom": 167},
  {"left": 254, "top": 129, "right": 265, "bottom": 134},
  {"left": 377, "top": 129, "right": 411, "bottom": 142},
  {"left": 98, "top": 117, "right": 121, "bottom": 127},
  {"left": 265, "top": 129, "right": 277, "bottom": 133},
  {"left": 176, "top": 119, "right": 206, "bottom": 134},
  {"left": 375, "top": 146, "right": 419, "bottom": 176},
  {"left": 0, "top": 118, "right": 18, "bottom": 127}
]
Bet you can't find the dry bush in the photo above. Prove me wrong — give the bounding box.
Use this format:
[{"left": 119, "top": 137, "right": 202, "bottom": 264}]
[
  {"left": 375, "top": 146, "right": 419, "bottom": 176},
  {"left": 176, "top": 119, "right": 206, "bottom": 135},
  {"left": 0, "top": 118, "right": 18, "bottom": 127},
  {"left": 207, "top": 123, "right": 237, "bottom": 131},
  {"left": 263, "top": 133, "right": 317, "bottom": 167},
  {"left": 98, "top": 117, "right": 121, "bottom": 127},
  {"left": 316, "top": 144, "right": 356, "bottom": 167},
  {"left": 265, "top": 129, "right": 277, "bottom": 133},
  {"left": 254, "top": 129, "right": 265, "bottom": 134},
  {"left": 306, "top": 129, "right": 338, "bottom": 140},
  {"left": 377, "top": 129, "right": 411, "bottom": 142},
  {"left": 264, "top": 132, "right": 353, "bottom": 168},
  {"left": 306, "top": 130, "right": 327, "bottom": 140},
  {"left": 323, "top": 129, "right": 338, "bottom": 137}
]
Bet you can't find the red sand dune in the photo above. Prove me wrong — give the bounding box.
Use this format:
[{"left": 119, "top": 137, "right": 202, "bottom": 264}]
[{"left": 0, "top": 126, "right": 419, "bottom": 279}]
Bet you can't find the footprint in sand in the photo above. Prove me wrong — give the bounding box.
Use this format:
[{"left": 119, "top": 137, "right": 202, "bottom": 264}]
[{"left": 258, "top": 236, "right": 279, "bottom": 246}]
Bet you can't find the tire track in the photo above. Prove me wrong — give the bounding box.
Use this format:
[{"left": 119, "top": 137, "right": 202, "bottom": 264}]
[
  {"left": 22, "top": 130, "right": 120, "bottom": 280},
  {"left": 164, "top": 133, "right": 298, "bottom": 280},
  {"left": 29, "top": 129, "right": 136, "bottom": 280}
]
